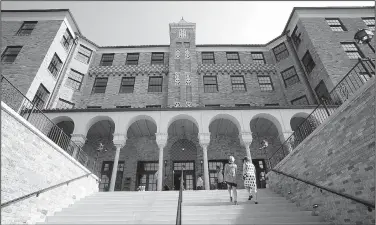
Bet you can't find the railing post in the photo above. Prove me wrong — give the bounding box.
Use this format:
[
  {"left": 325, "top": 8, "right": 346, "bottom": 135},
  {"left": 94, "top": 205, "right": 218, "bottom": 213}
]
[
  {"left": 320, "top": 98, "right": 331, "bottom": 117},
  {"left": 57, "top": 129, "right": 63, "bottom": 146},
  {"left": 359, "top": 58, "right": 373, "bottom": 78},
  {"left": 26, "top": 104, "right": 35, "bottom": 121}
]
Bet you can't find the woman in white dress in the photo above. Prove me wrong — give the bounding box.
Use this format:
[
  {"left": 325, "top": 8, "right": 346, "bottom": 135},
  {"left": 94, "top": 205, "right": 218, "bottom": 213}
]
[{"left": 242, "top": 157, "right": 258, "bottom": 204}]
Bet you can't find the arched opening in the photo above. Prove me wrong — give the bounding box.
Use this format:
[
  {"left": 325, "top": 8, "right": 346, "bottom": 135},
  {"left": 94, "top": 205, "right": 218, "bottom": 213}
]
[
  {"left": 208, "top": 116, "right": 242, "bottom": 189},
  {"left": 47, "top": 116, "right": 75, "bottom": 152},
  {"left": 166, "top": 118, "right": 199, "bottom": 191},
  {"left": 82, "top": 118, "right": 115, "bottom": 192},
  {"left": 290, "top": 112, "right": 320, "bottom": 148},
  {"left": 250, "top": 114, "right": 283, "bottom": 188}
]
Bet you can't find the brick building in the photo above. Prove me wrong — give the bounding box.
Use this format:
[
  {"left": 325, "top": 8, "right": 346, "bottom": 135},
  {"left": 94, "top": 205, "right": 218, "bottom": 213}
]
[{"left": 1, "top": 7, "right": 374, "bottom": 192}]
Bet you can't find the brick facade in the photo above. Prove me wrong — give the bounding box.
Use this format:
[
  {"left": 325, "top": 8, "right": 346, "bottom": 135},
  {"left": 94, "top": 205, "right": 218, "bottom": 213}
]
[{"left": 266, "top": 79, "right": 375, "bottom": 225}]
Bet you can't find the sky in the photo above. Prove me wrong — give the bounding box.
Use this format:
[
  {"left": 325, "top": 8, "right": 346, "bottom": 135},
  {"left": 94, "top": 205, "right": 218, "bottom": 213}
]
[{"left": 2, "top": 1, "right": 374, "bottom": 46}]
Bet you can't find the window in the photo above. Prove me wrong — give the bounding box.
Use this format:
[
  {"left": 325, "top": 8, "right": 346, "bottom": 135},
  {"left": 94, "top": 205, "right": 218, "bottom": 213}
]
[
  {"left": 48, "top": 53, "right": 63, "bottom": 77},
  {"left": 226, "top": 52, "right": 240, "bottom": 64},
  {"left": 16, "top": 21, "right": 37, "bottom": 36},
  {"left": 302, "top": 51, "right": 315, "bottom": 74},
  {"left": 325, "top": 18, "right": 347, "bottom": 32},
  {"left": 257, "top": 76, "right": 274, "bottom": 91},
  {"left": 126, "top": 53, "right": 139, "bottom": 65},
  {"left": 341, "top": 43, "right": 363, "bottom": 59},
  {"left": 203, "top": 76, "right": 218, "bottom": 93},
  {"left": 61, "top": 28, "right": 73, "bottom": 50},
  {"left": 281, "top": 66, "right": 300, "bottom": 87},
  {"left": 265, "top": 103, "right": 280, "bottom": 106},
  {"left": 119, "top": 77, "right": 135, "bottom": 93},
  {"left": 65, "top": 69, "right": 84, "bottom": 90},
  {"left": 31, "top": 84, "right": 50, "bottom": 109},
  {"left": 202, "top": 52, "right": 215, "bottom": 64},
  {"left": 87, "top": 106, "right": 101, "bottom": 109},
  {"left": 100, "top": 54, "right": 114, "bottom": 66},
  {"left": 56, "top": 98, "right": 74, "bottom": 109},
  {"left": 273, "top": 43, "right": 289, "bottom": 62},
  {"left": 146, "top": 105, "right": 161, "bottom": 108},
  {"left": 205, "top": 104, "right": 220, "bottom": 107},
  {"left": 76, "top": 45, "right": 92, "bottom": 64},
  {"left": 148, "top": 76, "right": 163, "bottom": 92},
  {"left": 235, "top": 104, "right": 250, "bottom": 107},
  {"left": 91, "top": 77, "right": 108, "bottom": 94},
  {"left": 116, "top": 106, "right": 131, "bottom": 108},
  {"left": 1, "top": 46, "right": 22, "bottom": 63},
  {"left": 291, "top": 95, "right": 309, "bottom": 105},
  {"left": 230, "top": 76, "right": 246, "bottom": 91},
  {"left": 252, "top": 52, "right": 265, "bottom": 64},
  {"left": 362, "top": 17, "right": 375, "bottom": 31},
  {"left": 291, "top": 26, "right": 301, "bottom": 47},
  {"left": 151, "top": 52, "right": 164, "bottom": 65}
]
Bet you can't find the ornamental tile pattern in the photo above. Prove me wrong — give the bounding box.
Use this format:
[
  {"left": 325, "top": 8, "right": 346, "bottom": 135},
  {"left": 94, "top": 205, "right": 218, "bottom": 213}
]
[
  {"left": 88, "top": 65, "right": 169, "bottom": 77},
  {"left": 197, "top": 63, "right": 277, "bottom": 76}
]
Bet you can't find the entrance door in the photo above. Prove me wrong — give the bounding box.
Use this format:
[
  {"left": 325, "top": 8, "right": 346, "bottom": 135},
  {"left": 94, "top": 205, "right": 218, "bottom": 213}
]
[
  {"left": 99, "top": 161, "right": 124, "bottom": 192},
  {"left": 252, "top": 159, "right": 266, "bottom": 189},
  {"left": 173, "top": 161, "right": 195, "bottom": 190},
  {"left": 208, "top": 160, "right": 227, "bottom": 190},
  {"left": 137, "top": 161, "right": 158, "bottom": 191},
  {"left": 315, "top": 80, "right": 333, "bottom": 103}
]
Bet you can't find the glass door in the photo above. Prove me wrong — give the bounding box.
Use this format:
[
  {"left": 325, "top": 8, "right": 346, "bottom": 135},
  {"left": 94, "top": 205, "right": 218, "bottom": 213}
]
[
  {"left": 208, "top": 160, "right": 227, "bottom": 190},
  {"left": 137, "top": 161, "right": 158, "bottom": 191},
  {"left": 173, "top": 161, "right": 195, "bottom": 190},
  {"left": 99, "top": 161, "right": 124, "bottom": 192},
  {"left": 252, "top": 159, "right": 266, "bottom": 189}
]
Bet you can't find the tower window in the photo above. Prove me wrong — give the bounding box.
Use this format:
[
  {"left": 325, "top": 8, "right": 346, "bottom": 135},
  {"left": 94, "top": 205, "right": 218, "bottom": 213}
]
[
  {"left": 341, "top": 43, "right": 364, "bottom": 59},
  {"left": 230, "top": 76, "right": 246, "bottom": 92},
  {"left": 61, "top": 28, "right": 73, "bottom": 50},
  {"left": 48, "top": 53, "right": 63, "bottom": 77},
  {"left": 281, "top": 66, "right": 300, "bottom": 87},
  {"left": 65, "top": 69, "right": 84, "bottom": 90},
  {"left": 76, "top": 45, "right": 92, "bottom": 64},
  {"left": 257, "top": 76, "right": 274, "bottom": 92},
  {"left": 56, "top": 98, "right": 75, "bottom": 109},
  {"left": 1, "top": 46, "right": 22, "bottom": 63},
  {"left": 302, "top": 51, "right": 315, "bottom": 74},
  {"left": 119, "top": 77, "right": 135, "bottom": 93},
  {"left": 291, "top": 26, "right": 301, "bottom": 48},
  {"left": 32, "top": 84, "right": 50, "bottom": 109},
  {"left": 291, "top": 95, "right": 309, "bottom": 105},
  {"left": 203, "top": 76, "right": 218, "bottom": 93},
  {"left": 92, "top": 77, "right": 108, "bottom": 94},
  {"left": 362, "top": 17, "right": 375, "bottom": 31}
]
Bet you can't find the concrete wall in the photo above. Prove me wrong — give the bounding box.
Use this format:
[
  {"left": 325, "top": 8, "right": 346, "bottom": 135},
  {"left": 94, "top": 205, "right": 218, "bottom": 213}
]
[
  {"left": 1, "top": 102, "right": 99, "bottom": 224},
  {"left": 266, "top": 78, "right": 375, "bottom": 225}
]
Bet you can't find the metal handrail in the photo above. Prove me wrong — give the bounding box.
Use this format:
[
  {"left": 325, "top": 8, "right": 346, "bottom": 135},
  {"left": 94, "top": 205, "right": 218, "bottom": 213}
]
[
  {"left": 271, "top": 169, "right": 375, "bottom": 212},
  {"left": 267, "top": 58, "right": 375, "bottom": 169},
  {"left": 176, "top": 166, "right": 184, "bottom": 225},
  {"left": 1, "top": 75, "right": 90, "bottom": 169},
  {"left": 1, "top": 173, "right": 97, "bottom": 208}
]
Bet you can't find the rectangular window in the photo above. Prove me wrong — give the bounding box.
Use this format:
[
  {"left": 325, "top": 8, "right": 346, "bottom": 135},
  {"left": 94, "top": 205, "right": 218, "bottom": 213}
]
[
  {"left": 325, "top": 18, "right": 347, "bottom": 32},
  {"left": 252, "top": 52, "right": 265, "bottom": 64},
  {"left": 235, "top": 104, "right": 251, "bottom": 107},
  {"left": 281, "top": 66, "right": 300, "bottom": 87},
  {"left": 119, "top": 77, "right": 135, "bottom": 93},
  {"left": 1, "top": 46, "right": 22, "bottom": 63},
  {"left": 146, "top": 105, "right": 161, "bottom": 108},
  {"left": 202, "top": 52, "right": 215, "bottom": 64},
  {"left": 291, "top": 95, "right": 309, "bottom": 105},
  {"left": 265, "top": 103, "right": 280, "bottom": 106},
  {"left": 116, "top": 106, "right": 131, "bottom": 108},
  {"left": 31, "top": 84, "right": 50, "bottom": 109},
  {"left": 257, "top": 76, "right": 274, "bottom": 91},
  {"left": 273, "top": 43, "right": 289, "bottom": 62},
  {"left": 148, "top": 76, "right": 163, "bottom": 92},
  {"left": 61, "top": 28, "right": 73, "bottom": 50},
  {"left": 76, "top": 45, "right": 92, "bottom": 64},
  {"left": 126, "top": 53, "right": 139, "bottom": 65},
  {"left": 91, "top": 77, "right": 108, "bottom": 94},
  {"left": 362, "top": 17, "right": 375, "bottom": 31},
  {"left": 302, "top": 51, "right": 315, "bottom": 74},
  {"left": 226, "top": 52, "right": 240, "bottom": 64},
  {"left": 87, "top": 106, "right": 101, "bottom": 109},
  {"left": 56, "top": 98, "right": 74, "bottom": 109},
  {"left": 48, "top": 53, "right": 63, "bottom": 77},
  {"left": 100, "top": 53, "right": 114, "bottom": 66},
  {"left": 151, "top": 52, "right": 164, "bottom": 65},
  {"left": 65, "top": 69, "right": 84, "bottom": 90},
  {"left": 341, "top": 42, "right": 364, "bottom": 59},
  {"left": 203, "top": 76, "right": 218, "bottom": 93},
  {"left": 230, "top": 76, "right": 246, "bottom": 91},
  {"left": 291, "top": 26, "right": 301, "bottom": 47},
  {"left": 16, "top": 21, "right": 37, "bottom": 36},
  {"left": 205, "top": 104, "right": 220, "bottom": 107}
]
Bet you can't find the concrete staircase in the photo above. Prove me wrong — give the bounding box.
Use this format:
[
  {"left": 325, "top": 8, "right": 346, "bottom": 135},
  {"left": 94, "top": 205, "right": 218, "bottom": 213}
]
[{"left": 39, "top": 189, "right": 332, "bottom": 225}]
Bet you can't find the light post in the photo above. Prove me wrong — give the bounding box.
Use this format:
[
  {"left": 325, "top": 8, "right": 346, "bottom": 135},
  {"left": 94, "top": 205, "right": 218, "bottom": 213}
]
[
  {"left": 259, "top": 140, "right": 271, "bottom": 172},
  {"left": 354, "top": 28, "right": 375, "bottom": 53}
]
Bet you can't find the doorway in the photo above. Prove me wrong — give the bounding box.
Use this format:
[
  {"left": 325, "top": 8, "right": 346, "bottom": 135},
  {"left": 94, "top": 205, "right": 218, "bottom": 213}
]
[
  {"left": 173, "top": 161, "right": 195, "bottom": 190},
  {"left": 252, "top": 159, "right": 267, "bottom": 189},
  {"left": 208, "top": 160, "right": 228, "bottom": 190},
  {"left": 99, "top": 161, "right": 124, "bottom": 192},
  {"left": 137, "top": 161, "right": 158, "bottom": 191}
]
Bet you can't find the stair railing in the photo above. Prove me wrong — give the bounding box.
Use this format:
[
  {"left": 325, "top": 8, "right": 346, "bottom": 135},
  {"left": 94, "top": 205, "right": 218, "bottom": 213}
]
[
  {"left": 271, "top": 169, "right": 375, "bottom": 212},
  {"left": 1, "top": 172, "right": 99, "bottom": 208},
  {"left": 176, "top": 165, "right": 185, "bottom": 225}
]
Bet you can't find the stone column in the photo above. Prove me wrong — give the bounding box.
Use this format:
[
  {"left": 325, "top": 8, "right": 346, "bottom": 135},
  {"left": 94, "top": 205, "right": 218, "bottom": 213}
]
[
  {"left": 239, "top": 132, "right": 253, "bottom": 159},
  {"left": 70, "top": 134, "right": 86, "bottom": 159},
  {"left": 109, "top": 134, "right": 126, "bottom": 192},
  {"left": 156, "top": 133, "right": 168, "bottom": 191},
  {"left": 199, "top": 133, "right": 210, "bottom": 190}
]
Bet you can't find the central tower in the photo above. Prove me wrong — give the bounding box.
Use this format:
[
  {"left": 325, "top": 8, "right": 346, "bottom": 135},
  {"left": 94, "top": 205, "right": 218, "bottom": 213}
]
[{"left": 168, "top": 18, "right": 198, "bottom": 107}]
